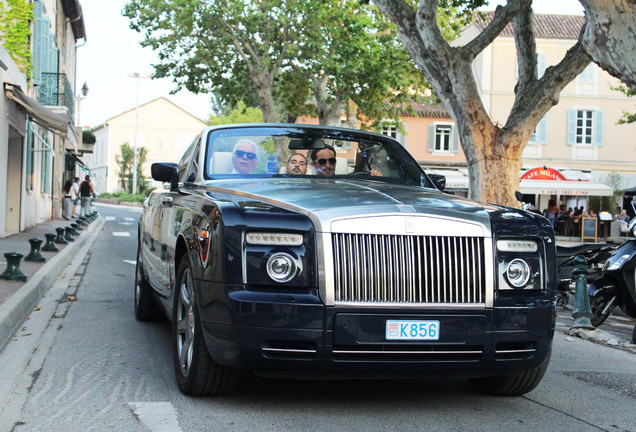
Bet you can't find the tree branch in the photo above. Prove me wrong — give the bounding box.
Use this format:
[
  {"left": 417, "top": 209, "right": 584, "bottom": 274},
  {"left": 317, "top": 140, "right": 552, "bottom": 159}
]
[
  {"left": 512, "top": 8, "right": 536, "bottom": 95},
  {"left": 462, "top": 0, "right": 532, "bottom": 60}
]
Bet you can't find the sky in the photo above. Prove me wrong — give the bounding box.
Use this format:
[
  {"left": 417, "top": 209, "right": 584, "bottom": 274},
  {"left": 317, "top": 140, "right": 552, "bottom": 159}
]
[{"left": 75, "top": 0, "right": 585, "bottom": 129}]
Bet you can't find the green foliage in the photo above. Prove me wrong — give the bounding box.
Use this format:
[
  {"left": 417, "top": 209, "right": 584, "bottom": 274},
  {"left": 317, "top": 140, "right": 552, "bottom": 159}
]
[
  {"left": 612, "top": 84, "right": 635, "bottom": 124},
  {"left": 603, "top": 171, "right": 627, "bottom": 209},
  {"left": 123, "top": 0, "right": 438, "bottom": 127},
  {"left": 115, "top": 142, "right": 148, "bottom": 194},
  {"left": 0, "top": 0, "right": 34, "bottom": 75},
  {"left": 82, "top": 130, "right": 96, "bottom": 144},
  {"left": 97, "top": 191, "right": 146, "bottom": 203},
  {"left": 207, "top": 101, "right": 263, "bottom": 125}
]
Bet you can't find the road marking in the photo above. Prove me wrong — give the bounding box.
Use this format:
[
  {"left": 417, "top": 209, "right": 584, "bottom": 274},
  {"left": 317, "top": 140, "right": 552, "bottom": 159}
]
[
  {"left": 112, "top": 232, "right": 131, "bottom": 237},
  {"left": 127, "top": 402, "right": 182, "bottom": 432},
  {"left": 105, "top": 216, "right": 116, "bottom": 221},
  {"left": 123, "top": 260, "right": 136, "bottom": 265},
  {"left": 125, "top": 217, "right": 136, "bottom": 221},
  {"left": 119, "top": 222, "right": 134, "bottom": 225}
]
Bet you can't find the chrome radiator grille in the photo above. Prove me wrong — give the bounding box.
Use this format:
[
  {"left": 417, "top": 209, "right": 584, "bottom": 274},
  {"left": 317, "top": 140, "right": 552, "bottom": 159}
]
[{"left": 332, "top": 233, "right": 486, "bottom": 304}]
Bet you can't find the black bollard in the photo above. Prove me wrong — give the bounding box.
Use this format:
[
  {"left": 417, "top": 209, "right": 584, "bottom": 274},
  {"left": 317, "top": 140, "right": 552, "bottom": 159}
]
[
  {"left": 42, "top": 233, "right": 59, "bottom": 252},
  {"left": 77, "top": 217, "right": 88, "bottom": 226},
  {"left": 70, "top": 224, "right": 80, "bottom": 236},
  {"left": 55, "top": 227, "right": 68, "bottom": 244},
  {"left": 1, "top": 252, "right": 27, "bottom": 281},
  {"left": 25, "top": 238, "right": 46, "bottom": 262},
  {"left": 571, "top": 255, "right": 594, "bottom": 329},
  {"left": 64, "top": 226, "right": 75, "bottom": 242},
  {"left": 72, "top": 222, "right": 83, "bottom": 232}
]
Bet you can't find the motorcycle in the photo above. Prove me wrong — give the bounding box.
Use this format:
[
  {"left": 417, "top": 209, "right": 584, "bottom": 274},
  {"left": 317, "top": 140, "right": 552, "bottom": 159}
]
[
  {"left": 587, "top": 214, "right": 636, "bottom": 327},
  {"left": 556, "top": 242, "right": 618, "bottom": 309}
]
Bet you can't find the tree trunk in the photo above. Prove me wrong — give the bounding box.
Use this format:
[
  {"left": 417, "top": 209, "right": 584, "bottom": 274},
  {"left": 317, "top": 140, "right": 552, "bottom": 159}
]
[
  {"left": 313, "top": 75, "right": 346, "bottom": 126},
  {"left": 579, "top": 0, "right": 636, "bottom": 92},
  {"left": 253, "top": 73, "right": 279, "bottom": 123}
]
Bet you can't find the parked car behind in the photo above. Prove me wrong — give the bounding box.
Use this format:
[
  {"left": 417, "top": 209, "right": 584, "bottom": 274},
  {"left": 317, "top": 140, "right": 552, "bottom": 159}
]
[{"left": 136, "top": 123, "right": 557, "bottom": 396}]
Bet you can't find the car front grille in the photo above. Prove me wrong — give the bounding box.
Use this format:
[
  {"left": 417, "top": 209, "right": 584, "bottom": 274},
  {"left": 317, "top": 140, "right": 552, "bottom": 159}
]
[{"left": 332, "top": 233, "right": 486, "bottom": 304}]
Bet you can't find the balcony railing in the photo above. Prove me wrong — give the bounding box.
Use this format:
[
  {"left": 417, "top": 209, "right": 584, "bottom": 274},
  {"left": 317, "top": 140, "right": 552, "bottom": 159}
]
[{"left": 38, "top": 72, "right": 74, "bottom": 117}]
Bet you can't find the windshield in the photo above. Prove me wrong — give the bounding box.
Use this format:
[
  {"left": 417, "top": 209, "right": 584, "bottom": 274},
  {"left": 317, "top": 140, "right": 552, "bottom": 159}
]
[{"left": 203, "top": 125, "right": 435, "bottom": 188}]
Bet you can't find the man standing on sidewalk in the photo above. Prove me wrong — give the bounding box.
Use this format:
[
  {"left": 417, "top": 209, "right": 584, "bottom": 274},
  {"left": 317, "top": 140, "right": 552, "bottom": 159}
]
[
  {"left": 71, "top": 177, "right": 80, "bottom": 218},
  {"left": 79, "top": 175, "right": 94, "bottom": 218}
]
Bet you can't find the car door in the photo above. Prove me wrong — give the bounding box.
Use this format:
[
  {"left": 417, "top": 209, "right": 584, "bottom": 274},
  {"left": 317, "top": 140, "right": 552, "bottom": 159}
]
[{"left": 158, "top": 137, "right": 201, "bottom": 296}]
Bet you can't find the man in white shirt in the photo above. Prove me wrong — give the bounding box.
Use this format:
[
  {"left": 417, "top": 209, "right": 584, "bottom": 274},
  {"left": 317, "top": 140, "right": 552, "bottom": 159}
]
[{"left": 72, "top": 177, "right": 80, "bottom": 217}]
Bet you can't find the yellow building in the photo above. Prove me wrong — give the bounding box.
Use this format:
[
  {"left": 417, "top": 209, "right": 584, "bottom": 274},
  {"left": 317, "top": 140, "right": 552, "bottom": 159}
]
[
  {"left": 460, "top": 13, "right": 636, "bottom": 211},
  {"left": 87, "top": 97, "right": 207, "bottom": 193}
]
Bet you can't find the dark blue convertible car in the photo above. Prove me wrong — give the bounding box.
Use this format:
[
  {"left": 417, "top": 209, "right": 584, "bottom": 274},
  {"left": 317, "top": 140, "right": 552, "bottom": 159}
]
[{"left": 136, "top": 124, "right": 557, "bottom": 396}]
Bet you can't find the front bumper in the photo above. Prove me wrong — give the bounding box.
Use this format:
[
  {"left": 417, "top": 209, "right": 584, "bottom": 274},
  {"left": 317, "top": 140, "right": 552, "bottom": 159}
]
[{"left": 198, "top": 282, "right": 555, "bottom": 378}]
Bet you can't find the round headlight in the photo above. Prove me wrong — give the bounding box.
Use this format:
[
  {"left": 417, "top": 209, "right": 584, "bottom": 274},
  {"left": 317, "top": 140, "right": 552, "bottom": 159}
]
[
  {"left": 506, "top": 259, "right": 531, "bottom": 287},
  {"left": 266, "top": 253, "right": 298, "bottom": 283}
]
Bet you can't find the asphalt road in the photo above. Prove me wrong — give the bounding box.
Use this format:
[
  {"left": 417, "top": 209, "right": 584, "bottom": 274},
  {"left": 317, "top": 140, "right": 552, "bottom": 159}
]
[{"left": 0, "top": 203, "right": 634, "bottom": 432}]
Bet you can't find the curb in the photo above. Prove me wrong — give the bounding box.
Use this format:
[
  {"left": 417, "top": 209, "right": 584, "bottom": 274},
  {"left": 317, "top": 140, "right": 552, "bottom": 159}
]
[{"left": 0, "top": 218, "right": 106, "bottom": 352}]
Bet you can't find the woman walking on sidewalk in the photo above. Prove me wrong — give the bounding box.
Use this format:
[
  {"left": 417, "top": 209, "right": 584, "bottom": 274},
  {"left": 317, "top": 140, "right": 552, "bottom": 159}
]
[
  {"left": 79, "top": 175, "right": 95, "bottom": 217},
  {"left": 62, "top": 180, "right": 73, "bottom": 220}
]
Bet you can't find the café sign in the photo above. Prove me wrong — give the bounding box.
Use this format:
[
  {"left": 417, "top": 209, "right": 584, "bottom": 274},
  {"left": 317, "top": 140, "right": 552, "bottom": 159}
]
[{"left": 520, "top": 167, "right": 569, "bottom": 181}]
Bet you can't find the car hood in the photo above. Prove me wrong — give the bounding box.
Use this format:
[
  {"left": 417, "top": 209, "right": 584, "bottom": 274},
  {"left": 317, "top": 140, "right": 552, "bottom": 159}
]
[{"left": 203, "top": 178, "right": 496, "bottom": 233}]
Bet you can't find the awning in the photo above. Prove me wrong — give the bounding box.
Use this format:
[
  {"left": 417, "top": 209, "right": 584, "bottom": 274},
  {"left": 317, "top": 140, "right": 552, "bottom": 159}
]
[
  {"left": 519, "top": 180, "right": 613, "bottom": 196},
  {"left": 4, "top": 83, "right": 68, "bottom": 134}
]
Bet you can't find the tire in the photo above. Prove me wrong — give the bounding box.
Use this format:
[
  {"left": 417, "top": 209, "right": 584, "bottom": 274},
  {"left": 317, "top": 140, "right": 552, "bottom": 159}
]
[
  {"left": 469, "top": 357, "right": 550, "bottom": 396},
  {"left": 173, "top": 257, "right": 239, "bottom": 396},
  {"left": 590, "top": 295, "right": 614, "bottom": 327},
  {"left": 134, "top": 245, "right": 161, "bottom": 321}
]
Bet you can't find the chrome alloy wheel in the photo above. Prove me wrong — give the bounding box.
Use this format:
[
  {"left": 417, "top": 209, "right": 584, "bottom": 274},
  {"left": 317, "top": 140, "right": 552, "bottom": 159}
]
[
  {"left": 134, "top": 250, "right": 142, "bottom": 309},
  {"left": 176, "top": 268, "right": 195, "bottom": 376}
]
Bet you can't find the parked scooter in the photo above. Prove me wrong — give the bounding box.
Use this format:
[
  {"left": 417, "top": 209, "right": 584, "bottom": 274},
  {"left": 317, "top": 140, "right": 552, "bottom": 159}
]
[
  {"left": 588, "top": 214, "right": 636, "bottom": 327},
  {"left": 556, "top": 242, "right": 618, "bottom": 309}
]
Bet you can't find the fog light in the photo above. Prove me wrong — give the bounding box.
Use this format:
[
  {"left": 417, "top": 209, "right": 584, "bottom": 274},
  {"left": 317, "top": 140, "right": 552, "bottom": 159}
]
[
  {"left": 506, "top": 259, "right": 530, "bottom": 287},
  {"left": 266, "top": 253, "right": 298, "bottom": 283}
]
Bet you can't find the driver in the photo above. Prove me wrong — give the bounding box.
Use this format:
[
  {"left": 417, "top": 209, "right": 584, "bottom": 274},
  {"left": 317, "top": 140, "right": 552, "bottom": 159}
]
[{"left": 231, "top": 139, "right": 259, "bottom": 174}]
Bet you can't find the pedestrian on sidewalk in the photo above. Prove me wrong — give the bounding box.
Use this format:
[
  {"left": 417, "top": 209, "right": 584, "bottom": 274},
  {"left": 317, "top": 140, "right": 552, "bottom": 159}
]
[
  {"left": 62, "top": 180, "right": 73, "bottom": 220},
  {"left": 79, "top": 175, "right": 95, "bottom": 218},
  {"left": 71, "top": 177, "right": 80, "bottom": 217}
]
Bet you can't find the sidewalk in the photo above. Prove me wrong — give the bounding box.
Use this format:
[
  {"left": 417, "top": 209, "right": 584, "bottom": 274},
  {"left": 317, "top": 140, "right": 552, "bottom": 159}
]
[{"left": 0, "top": 214, "right": 104, "bottom": 352}]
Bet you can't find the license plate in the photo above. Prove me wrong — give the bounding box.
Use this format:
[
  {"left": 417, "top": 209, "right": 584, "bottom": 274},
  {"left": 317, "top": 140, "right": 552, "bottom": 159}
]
[{"left": 386, "top": 320, "right": 440, "bottom": 340}]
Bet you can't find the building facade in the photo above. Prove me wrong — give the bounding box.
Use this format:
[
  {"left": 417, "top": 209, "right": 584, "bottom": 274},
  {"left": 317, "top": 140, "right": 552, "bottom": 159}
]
[
  {"left": 460, "top": 13, "right": 636, "bottom": 211},
  {"left": 0, "top": 0, "right": 87, "bottom": 237},
  {"left": 87, "top": 97, "right": 208, "bottom": 194}
]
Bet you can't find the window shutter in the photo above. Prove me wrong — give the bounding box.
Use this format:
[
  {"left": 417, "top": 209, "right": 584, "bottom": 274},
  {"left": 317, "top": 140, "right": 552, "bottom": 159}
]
[
  {"left": 538, "top": 115, "right": 548, "bottom": 145},
  {"left": 450, "top": 126, "right": 460, "bottom": 153},
  {"left": 567, "top": 109, "right": 577, "bottom": 146},
  {"left": 594, "top": 110, "right": 604, "bottom": 146},
  {"left": 427, "top": 125, "right": 435, "bottom": 152},
  {"left": 537, "top": 53, "right": 547, "bottom": 79}
]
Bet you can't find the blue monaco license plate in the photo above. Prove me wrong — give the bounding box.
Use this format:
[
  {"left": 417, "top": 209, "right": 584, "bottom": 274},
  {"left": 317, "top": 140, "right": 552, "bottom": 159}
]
[{"left": 386, "top": 320, "right": 440, "bottom": 340}]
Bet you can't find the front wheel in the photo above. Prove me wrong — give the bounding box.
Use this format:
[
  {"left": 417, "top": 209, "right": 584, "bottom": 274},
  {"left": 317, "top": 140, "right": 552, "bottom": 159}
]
[
  {"left": 173, "top": 257, "right": 239, "bottom": 396},
  {"left": 590, "top": 295, "right": 616, "bottom": 327},
  {"left": 468, "top": 358, "right": 550, "bottom": 396}
]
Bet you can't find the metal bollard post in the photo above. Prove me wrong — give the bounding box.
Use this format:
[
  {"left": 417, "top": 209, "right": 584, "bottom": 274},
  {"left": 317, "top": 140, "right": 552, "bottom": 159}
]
[
  {"left": 70, "top": 224, "right": 80, "bottom": 236},
  {"left": 25, "top": 238, "right": 46, "bottom": 262},
  {"left": 55, "top": 227, "right": 68, "bottom": 244},
  {"left": 42, "top": 233, "right": 59, "bottom": 252},
  {"left": 72, "top": 222, "right": 83, "bottom": 232},
  {"left": 571, "top": 255, "right": 595, "bottom": 329},
  {"left": 64, "top": 226, "right": 75, "bottom": 242},
  {"left": 77, "top": 217, "right": 88, "bottom": 226},
  {"left": 1, "top": 252, "right": 27, "bottom": 281}
]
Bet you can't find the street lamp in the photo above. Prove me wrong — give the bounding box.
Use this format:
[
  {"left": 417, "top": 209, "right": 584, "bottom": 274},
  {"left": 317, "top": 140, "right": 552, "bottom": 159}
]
[
  {"left": 76, "top": 82, "right": 89, "bottom": 126},
  {"left": 128, "top": 72, "right": 150, "bottom": 194}
]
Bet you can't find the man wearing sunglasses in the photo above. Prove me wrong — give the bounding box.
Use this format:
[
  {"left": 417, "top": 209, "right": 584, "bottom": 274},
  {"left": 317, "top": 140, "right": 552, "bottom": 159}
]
[
  {"left": 310, "top": 144, "right": 337, "bottom": 176},
  {"left": 231, "top": 139, "right": 259, "bottom": 174}
]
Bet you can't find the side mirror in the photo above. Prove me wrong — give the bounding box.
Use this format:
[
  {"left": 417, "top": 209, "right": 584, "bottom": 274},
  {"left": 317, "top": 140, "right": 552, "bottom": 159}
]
[
  {"left": 151, "top": 163, "right": 179, "bottom": 190},
  {"left": 514, "top": 191, "right": 523, "bottom": 202},
  {"left": 428, "top": 174, "right": 446, "bottom": 191}
]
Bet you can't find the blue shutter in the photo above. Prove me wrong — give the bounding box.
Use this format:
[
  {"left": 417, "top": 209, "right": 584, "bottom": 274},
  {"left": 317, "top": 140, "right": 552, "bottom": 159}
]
[
  {"left": 450, "top": 126, "right": 460, "bottom": 153},
  {"left": 427, "top": 125, "right": 435, "bottom": 152},
  {"left": 537, "top": 53, "right": 547, "bottom": 79},
  {"left": 594, "top": 110, "right": 604, "bottom": 146},
  {"left": 567, "top": 109, "right": 577, "bottom": 146},
  {"left": 538, "top": 115, "right": 548, "bottom": 144}
]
